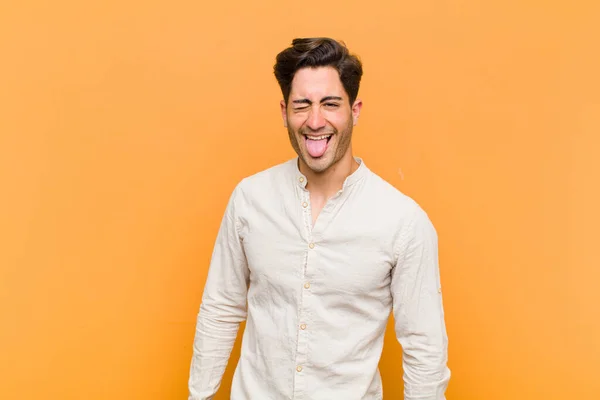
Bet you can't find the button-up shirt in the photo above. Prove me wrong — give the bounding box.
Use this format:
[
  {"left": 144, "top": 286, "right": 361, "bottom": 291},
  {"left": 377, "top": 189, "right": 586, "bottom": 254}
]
[{"left": 188, "top": 157, "right": 450, "bottom": 400}]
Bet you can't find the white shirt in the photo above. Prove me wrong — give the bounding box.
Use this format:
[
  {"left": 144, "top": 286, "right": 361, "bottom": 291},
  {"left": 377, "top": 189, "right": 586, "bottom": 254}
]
[{"left": 188, "top": 157, "right": 450, "bottom": 400}]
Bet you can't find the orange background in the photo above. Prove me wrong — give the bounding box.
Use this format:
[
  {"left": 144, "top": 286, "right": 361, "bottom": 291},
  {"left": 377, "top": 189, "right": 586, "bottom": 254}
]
[{"left": 1, "top": 1, "right": 599, "bottom": 399}]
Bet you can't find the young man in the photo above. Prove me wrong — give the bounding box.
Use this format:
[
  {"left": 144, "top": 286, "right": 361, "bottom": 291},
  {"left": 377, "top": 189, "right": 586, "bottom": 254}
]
[{"left": 188, "top": 37, "right": 450, "bottom": 400}]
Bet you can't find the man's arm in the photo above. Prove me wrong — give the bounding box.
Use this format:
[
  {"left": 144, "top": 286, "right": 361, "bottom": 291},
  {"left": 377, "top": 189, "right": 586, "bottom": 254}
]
[
  {"left": 391, "top": 206, "right": 451, "bottom": 400},
  {"left": 188, "top": 184, "right": 249, "bottom": 400}
]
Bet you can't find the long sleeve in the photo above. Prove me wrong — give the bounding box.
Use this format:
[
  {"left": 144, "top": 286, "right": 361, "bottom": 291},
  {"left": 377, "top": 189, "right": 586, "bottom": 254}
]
[
  {"left": 391, "top": 206, "right": 451, "bottom": 400},
  {"left": 188, "top": 185, "right": 250, "bottom": 400}
]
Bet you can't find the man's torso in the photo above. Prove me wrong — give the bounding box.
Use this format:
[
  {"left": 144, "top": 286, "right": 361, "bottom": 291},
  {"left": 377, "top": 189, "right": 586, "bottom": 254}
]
[{"left": 229, "top": 157, "right": 420, "bottom": 399}]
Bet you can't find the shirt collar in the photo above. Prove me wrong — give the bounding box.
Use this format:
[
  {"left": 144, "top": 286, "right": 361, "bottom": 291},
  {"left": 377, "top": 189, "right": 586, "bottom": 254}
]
[{"left": 292, "top": 156, "right": 368, "bottom": 190}]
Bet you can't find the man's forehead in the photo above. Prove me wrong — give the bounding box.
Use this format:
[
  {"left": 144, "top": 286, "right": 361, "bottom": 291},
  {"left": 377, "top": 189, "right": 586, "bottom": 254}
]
[{"left": 289, "top": 67, "right": 346, "bottom": 99}]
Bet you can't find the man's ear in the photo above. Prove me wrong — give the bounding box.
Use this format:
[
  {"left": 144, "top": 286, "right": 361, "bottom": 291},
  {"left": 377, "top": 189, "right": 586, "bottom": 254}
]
[
  {"left": 351, "top": 99, "right": 363, "bottom": 126},
  {"left": 280, "top": 100, "right": 288, "bottom": 128}
]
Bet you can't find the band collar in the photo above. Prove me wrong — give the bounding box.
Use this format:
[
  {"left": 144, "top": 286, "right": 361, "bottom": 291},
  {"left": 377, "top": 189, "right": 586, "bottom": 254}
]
[{"left": 293, "top": 156, "right": 368, "bottom": 190}]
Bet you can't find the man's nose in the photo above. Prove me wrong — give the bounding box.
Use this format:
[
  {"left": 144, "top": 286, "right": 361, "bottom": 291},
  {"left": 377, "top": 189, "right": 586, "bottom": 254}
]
[{"left": 306, "top": 108, "right": 326, "bottom": 131}]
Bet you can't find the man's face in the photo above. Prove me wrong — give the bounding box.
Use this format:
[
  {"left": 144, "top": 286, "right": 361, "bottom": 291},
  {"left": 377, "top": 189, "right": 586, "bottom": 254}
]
[{"left": 281, "top": 66, "right": 362, "bottom": 174}]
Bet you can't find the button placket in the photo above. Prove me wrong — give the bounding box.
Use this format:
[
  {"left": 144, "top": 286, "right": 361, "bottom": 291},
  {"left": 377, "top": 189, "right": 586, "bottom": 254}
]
[
  {"left": 294, "top": 290, "right": 310, "bottom": 396},
  {"left": 294, "top": 188, "right": 313, "bottom": 398},
  {"left": 294, "top": 175, "right": 316, "bottom": 397},
  {"left": 294, "top": 286, "right": 310, "bottom": 397}
]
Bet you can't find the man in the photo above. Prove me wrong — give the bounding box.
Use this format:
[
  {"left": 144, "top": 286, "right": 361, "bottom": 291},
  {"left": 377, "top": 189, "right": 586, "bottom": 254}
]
[{"left": 188, "top": 37, "right": 450, "bottom": 400}]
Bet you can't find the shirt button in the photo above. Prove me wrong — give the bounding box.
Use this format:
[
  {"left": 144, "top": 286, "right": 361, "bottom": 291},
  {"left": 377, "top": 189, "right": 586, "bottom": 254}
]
[
  {"left": 296, "top": 365, "right": 303, "bottom": 372},
  {"left": 438, "top": 287, "right": 442, "bottom": 293},
  {"left": 300, "top": 324, "right": 307, "bottom": 330},
  {"left": 302, "top": 202, "right": 308, "bottom": 208},
  {"left": 308, "top": 243, "right": 315, "bottom": 249},
  {"left": 304, "top": 282, "right": 311, "bottom": 289},
  {"left": 299, "top": 177, "right": 305, "bottom": 183}
]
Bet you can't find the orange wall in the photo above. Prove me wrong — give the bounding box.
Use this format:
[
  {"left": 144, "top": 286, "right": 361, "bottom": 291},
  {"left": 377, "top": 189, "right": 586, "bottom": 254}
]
[{"left": 1, "top": 1, "right": 599, "bottom": 399}]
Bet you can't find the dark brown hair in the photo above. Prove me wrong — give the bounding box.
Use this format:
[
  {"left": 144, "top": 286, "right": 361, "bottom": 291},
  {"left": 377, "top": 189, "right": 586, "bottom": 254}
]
[{"left": 273, "top": 37, "right": 363, "bottom": 105}]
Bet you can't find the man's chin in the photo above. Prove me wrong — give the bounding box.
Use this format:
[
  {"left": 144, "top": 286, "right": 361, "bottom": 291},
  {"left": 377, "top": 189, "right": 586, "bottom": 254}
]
[{"left": 302, "top": 154, "right": 332, "bottom": 173}]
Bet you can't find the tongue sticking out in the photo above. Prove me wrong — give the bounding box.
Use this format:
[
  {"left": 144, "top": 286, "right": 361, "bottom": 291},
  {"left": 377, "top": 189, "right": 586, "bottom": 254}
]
[{"left": 306, "top": 137, "right": 328, "bottom": 158}]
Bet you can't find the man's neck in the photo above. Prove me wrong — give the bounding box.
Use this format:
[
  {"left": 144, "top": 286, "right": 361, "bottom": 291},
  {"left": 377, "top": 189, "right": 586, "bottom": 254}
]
[{"left": 299, "top": 152, "right": 359, "bottom": 199}]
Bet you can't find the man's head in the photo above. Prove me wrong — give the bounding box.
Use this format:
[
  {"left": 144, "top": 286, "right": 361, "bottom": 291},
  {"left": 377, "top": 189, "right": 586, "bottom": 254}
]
[{"left": 274, "top": 38, "right": 363, "bottom": 174}]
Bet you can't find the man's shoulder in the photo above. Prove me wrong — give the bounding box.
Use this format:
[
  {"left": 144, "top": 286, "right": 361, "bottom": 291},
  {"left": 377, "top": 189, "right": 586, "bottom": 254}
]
[
  {"left": 365, "top": 167, "right": 421, "bottom": 215},
  {"left": 232, "top": 158, "right": 296, "bottom": 198},
  {"left": 363, "top": 168, "right": 436, "bottom": 241},
  {"left": 241, "top": 158, "right": 294, "bottom": 185}
]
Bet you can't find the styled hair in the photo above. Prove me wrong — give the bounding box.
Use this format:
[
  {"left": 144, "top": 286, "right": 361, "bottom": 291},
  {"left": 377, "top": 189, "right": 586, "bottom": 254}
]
[{"left": 273, "top": 37, "right": 363, "bottom": 105}]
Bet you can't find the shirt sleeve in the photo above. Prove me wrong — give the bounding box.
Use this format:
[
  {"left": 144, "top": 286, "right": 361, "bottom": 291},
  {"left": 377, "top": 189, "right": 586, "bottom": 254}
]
[
  {"left": 391, "top": 206, "right": 451, "bottom": 400},
  {"left": 188, "top": 184, "right": 250, "bottom": 400}
]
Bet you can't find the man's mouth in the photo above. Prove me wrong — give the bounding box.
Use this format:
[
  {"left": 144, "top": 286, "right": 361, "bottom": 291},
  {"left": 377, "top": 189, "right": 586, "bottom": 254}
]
[
  {"left": 305, "top": 134, "right": 333, "bottom": 141},
  {"left": 304, "top": 134, "right": 333, "bottom": 158}
]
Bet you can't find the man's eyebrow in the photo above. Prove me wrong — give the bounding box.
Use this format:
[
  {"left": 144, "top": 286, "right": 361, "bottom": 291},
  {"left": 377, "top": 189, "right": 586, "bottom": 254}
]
[
  {"left": 320, "top": 96, "right": 343, "bottom": 103},
  {"left": 291, "top": 96, "right": 343, "bottom": 105}
]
